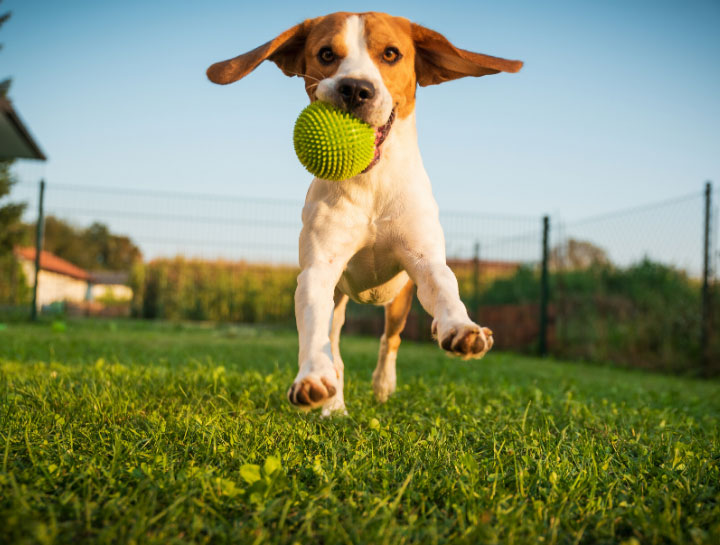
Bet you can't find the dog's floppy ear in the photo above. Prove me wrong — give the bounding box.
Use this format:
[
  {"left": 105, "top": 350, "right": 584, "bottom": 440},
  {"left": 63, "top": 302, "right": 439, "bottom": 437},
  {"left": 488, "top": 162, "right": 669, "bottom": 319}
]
[
  {"left": 411, "top": 23, "right": 523, "bottom": 87},
  {"left": 207, "top": 21, "right": 312, "bottom": 85}
]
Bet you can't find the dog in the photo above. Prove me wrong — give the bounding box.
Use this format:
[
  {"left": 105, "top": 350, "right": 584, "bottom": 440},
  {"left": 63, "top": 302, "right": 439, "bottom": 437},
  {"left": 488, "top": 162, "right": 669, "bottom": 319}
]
[{"left": 207, "top": 12, "right": 522, "bottom": 415}]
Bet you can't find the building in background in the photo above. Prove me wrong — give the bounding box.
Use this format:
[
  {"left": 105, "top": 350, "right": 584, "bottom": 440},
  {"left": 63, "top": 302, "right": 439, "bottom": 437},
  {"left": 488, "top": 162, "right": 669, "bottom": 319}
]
[
  {"left": 88, "top": 270, "right": 132, "bottom": 303},
  {"left": 14, "top": 247, "right": 90, "bottom": 307},
  {"left": 14, "top": 247, "right": 133, "bottom": 314}
]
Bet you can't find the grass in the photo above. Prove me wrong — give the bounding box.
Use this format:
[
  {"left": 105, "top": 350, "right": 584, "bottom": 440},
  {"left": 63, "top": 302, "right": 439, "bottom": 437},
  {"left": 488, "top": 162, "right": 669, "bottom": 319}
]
[{"left": 1, "top": 319, "right": 719, "bottom": 545}]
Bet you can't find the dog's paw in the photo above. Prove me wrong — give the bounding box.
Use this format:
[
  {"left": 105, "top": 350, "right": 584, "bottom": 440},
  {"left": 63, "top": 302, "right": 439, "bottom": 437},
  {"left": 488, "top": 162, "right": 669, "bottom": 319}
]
[
  {"left": 372, "top": 368, "right": 396, "bottom": 403},
  {"left": 432, "top": 320, "right": 494, "bottom": 360},
  {"left": 287, "top": 373, "right": 338, "bottom": 409},
  {"left": 321, "top": 396, "right": 348, "bottom": 418}
]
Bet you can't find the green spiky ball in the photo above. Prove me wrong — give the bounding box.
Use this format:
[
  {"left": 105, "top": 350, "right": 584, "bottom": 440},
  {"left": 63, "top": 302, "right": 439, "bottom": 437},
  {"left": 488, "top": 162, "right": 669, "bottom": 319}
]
[{"left": 293, "top": 101, "right": 376, "bottom": 181}]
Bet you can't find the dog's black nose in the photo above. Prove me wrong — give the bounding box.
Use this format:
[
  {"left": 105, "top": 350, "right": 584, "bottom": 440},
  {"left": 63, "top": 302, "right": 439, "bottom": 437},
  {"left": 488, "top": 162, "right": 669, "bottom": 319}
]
[{"left": 337, "top": 78, "right": 375, "bottom": 109}]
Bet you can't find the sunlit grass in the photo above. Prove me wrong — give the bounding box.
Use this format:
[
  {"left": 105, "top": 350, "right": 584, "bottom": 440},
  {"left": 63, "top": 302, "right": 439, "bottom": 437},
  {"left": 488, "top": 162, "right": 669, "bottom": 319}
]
[{"left": 1, "top": 320, "right": 719, "bottom": 544}]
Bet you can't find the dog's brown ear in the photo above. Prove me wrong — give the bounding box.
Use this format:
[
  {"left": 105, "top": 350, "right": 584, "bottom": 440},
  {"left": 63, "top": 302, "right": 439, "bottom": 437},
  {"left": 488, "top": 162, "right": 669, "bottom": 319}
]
[
  {"left": 207, "top": 21, "right": 312, "bottom": 84},
  {"left": 411, "top": 23, "right": 523, "bottom": 87}
]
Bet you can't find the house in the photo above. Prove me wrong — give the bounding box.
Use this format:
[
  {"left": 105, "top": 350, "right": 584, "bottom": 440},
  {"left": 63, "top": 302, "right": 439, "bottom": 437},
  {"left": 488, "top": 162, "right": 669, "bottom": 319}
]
[
  {"left": 88, "top": 270, "right": 133, "bottom": 302},
  {"left": 15, "top": 247, "right": 91, "bottom": 308},
  {"left": 14, "top": 247, "right": 133, "bottom": 312}
]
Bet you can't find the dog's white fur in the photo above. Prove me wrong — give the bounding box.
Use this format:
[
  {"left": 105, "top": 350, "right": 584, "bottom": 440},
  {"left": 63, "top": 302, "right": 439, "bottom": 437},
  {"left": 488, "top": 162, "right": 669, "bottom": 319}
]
[
  {"left": 315, "top": 16, "right": 394, "bottom": 127},
  {"left": 207, "top": 12, "right": 522, "bottom": 415}
]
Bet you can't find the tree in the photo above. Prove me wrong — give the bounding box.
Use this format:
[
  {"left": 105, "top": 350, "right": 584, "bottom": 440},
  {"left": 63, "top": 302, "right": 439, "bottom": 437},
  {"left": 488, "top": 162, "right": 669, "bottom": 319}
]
[
  {"left": 36, "top": 216, "right": 142, "bottom": 272},
  {"left": 0, "top": 159, "right": 28, "bottom": 304},
  {"left": 0, "top": 5, "right": 25, "bottom": 258},
  {"left": 0, "top": 4, "right": 31, "bottom": 305},
  {"left": 0, "top": 4, "right": 10, "bottom": 94},
  {"left": 550, "top": 238, "right": 610, "bottom": 271},
  {"left": 83, "top": 222, "right": 142, "bottom": 271},
  {"left": 0, "top": 163, "right": 25, "bottom": 255}
]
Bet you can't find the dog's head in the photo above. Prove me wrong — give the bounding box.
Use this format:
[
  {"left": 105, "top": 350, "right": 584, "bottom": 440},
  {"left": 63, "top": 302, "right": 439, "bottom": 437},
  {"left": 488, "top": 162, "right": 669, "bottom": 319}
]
[
  {"left": 208, "top": 12, "right": 522, "bottom": 168},
  {"left": 208, "top": 12, "right": 522, "bottom": 120}
]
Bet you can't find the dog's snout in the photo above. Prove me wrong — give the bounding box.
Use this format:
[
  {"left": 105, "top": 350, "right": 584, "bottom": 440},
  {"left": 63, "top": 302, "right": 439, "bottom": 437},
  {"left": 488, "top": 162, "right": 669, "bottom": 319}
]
[{"left": 337, "top": 78, "right": 375, "bottom": 109}]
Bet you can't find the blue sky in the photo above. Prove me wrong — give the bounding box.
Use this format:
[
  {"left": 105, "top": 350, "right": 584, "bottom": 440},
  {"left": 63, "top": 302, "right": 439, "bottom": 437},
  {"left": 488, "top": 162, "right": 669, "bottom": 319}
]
[{"left": 4, "top": 0, "right": 719, "bottom": 221}]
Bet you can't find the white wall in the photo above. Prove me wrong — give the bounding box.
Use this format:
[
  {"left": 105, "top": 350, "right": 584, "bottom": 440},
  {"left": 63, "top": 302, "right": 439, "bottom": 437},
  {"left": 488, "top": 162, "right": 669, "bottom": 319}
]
[{"left": 20, "top": 259, "right": 89, "bottom": 308}]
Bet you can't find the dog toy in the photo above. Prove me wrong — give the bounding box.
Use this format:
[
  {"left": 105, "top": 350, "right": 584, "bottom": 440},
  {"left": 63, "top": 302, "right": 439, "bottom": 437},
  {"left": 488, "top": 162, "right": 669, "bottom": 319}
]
[{"left": 293, "top": 101, "right": 376, "bottom": 181}]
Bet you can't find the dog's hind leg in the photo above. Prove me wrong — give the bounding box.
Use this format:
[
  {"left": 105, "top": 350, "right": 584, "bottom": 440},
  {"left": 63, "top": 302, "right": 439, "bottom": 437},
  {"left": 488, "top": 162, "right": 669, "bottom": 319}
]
[
  {"left": 373, "top": 279, "right": 415, "bottom": 402},
  {"left": 322, "top": 289, "right": 349, "bottom": 416}
]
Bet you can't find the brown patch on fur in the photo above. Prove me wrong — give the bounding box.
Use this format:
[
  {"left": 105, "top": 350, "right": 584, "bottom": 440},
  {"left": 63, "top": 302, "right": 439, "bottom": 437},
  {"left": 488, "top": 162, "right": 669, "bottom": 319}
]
[
  {"left": 361, "top": 13, "right": 418, "bottom": 119},
  {"left": 207, "top": 20, "right": 313, "bottom": 84},
  {"left": 383, "top": 278, "right": 415, "bottom": 346},
  {"left": 410, "top": 23, "right": 523, "bottom": 86},
  {"left": 301, "top": 13, "right": 352, "bottom": 99},
  {"left": 206, "top": 13, "right": 356, "bottom": 96}
]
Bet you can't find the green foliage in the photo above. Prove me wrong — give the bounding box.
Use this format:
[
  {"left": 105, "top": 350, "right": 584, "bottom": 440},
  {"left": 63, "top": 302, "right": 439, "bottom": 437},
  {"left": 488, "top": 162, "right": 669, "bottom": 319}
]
[
  {"left": 555, "top": 260, "right": 703, "bottom": 372},
  {"left": 478, "top": 265, "right": 540, "bottom": 305},
  {"left": 0, "top": 158, "right": 27, "bottom": 306},
  {"left": 129, "top": 256, "right": 715, "bottom": 373},
  {"left": 0, "top": 160, "right": 26, "bottom": 256},
  {"left": 0, "top": 5, "right": 24, "bottom": 279},
  {"left": 1, "top": 3, "right": 12, "bottom": 94},
  {"left": 0, "top": 320, "right": 718, "bottom": 544},
  {"left": 30, "top": 216, "right": 142, "bottom": 272},
  {"left": 0, "top": 251, "right": 29, "bottom": 304},
  {"left": 478, "top": 259, "right": 712, "bottom": 373},
  {"left": 131, "top": 257, "right": 298, "bottom": 323}
]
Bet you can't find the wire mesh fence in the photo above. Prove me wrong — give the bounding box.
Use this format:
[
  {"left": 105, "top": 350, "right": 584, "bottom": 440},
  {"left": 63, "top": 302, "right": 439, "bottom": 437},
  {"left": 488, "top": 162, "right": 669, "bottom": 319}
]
[
  {"left": 4, "top": 179, "right": 717, "bottom": 375},
  {"left": 11, "top": 181, "right": 547, "bottom": 265},
  {"left": 11, "top": 182, "right": 302, "bottom": 264},
  {"left": 551, "top": 189, "right": 717, "bottom": 374}
]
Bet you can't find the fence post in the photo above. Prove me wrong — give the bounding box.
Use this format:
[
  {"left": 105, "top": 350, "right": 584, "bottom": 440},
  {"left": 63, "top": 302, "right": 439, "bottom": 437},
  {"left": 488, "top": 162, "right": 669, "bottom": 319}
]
[
  {"left": 539, "top": 215, "right": 550, "bottom": 357},
  {"left": 701, "top": 181, "right": 712, "bottom": 372},
  {"left": 472, "top": 241, "right": 480, "bottom": 318},
  {"left": 30, "top": 179, "right": 45, "bottom": 321}
]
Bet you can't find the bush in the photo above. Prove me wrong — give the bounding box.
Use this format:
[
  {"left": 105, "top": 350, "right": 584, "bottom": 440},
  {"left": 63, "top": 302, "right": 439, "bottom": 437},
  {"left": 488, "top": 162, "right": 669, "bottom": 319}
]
[
  {"left": 477, "top": 258, "right": 710, "bottom": 373},
  {"left": 131, "top": 258, "right": 298, "bottom": 323},
  {"left": 555, "top": 260, "right": 702, "bottom": 372},
  {"left": 128, "top": 256, "right": 717, "bottom": 374},
  {"left": 0, "top": 254, "right": 29, "bottom": 305}
]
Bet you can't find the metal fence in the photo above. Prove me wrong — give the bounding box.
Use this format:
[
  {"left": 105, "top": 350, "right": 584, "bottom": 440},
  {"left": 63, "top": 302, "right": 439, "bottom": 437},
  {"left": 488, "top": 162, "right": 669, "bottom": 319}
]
[
  {"left": 551, "top": 186, "right": 717, "bottom": 374},
  {"left": 6, "top": 179, "right": 718, "bottom": 374},
  {"left": 11, "top": 181, "right": 546, "bottom": 265}
]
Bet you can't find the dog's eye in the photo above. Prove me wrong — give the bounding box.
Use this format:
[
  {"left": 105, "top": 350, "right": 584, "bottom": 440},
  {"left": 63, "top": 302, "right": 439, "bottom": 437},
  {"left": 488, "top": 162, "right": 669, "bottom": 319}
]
[
  {"left": 382, "top": 47, "right": 401, "bottom": 64},
  {"left": 318, "top": 47, "right": 336, "bottom": 64}
]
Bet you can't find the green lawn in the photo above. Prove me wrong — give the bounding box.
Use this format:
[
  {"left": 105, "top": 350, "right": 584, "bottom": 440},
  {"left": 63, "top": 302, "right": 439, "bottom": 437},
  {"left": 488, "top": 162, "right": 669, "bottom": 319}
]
[{"left": 1, "top": 320, "right": 719, "bottom": 544}]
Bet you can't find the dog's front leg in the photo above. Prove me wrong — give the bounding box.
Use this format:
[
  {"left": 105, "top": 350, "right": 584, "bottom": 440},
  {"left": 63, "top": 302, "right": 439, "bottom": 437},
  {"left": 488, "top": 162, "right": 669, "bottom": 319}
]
[
  {"left": 288, "top": 196, "right": 366, "bottom": 413},
  {"left": 404, "top": 256, "right": 494, "bottom": 359},
  {"left": 287, "top": 262, "right": 344, "bottom": 410}
]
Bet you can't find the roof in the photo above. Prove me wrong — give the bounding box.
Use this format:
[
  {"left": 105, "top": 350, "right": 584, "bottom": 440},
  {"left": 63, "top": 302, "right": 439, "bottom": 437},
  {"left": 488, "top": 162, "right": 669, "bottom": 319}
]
[
  {"left": 14, "top": 247, "right": 91, "bottom": 281},
  {"left": 0, "top": 97, "right": 46, "bottom": 160}
]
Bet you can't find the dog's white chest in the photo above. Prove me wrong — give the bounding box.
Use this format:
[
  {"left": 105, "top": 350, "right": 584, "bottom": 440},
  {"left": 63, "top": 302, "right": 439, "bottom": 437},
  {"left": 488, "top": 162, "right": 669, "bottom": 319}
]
[{"left": 338, "top": 243, "right": 409, "bottom": 305}]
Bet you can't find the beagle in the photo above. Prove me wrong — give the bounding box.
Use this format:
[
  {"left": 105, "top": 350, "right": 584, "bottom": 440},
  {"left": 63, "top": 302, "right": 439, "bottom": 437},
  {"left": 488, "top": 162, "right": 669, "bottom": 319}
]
[{"left": 207, "top": 12, "right": 522, "bottom": 415}]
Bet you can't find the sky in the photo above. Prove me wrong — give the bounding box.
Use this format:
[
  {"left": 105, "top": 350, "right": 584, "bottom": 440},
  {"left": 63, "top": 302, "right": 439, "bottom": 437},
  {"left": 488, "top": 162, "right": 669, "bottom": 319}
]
[{"left": 2, "top": 0, "right": 719, "bottom": 266}]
